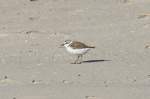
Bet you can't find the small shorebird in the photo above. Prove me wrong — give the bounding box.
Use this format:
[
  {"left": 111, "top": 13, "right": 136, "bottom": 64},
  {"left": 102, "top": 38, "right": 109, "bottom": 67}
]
[{"left": 61, "top": 40, "right": 95, "bottom": 64}]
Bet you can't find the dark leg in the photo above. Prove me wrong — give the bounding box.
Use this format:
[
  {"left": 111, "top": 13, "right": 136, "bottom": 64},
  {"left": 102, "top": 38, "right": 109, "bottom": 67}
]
[
  {"left": 76, "top": 55, "right": 83, "bottom": 64},
  {"left": 71, "top": 55, "right": 80, "bottom": 64},
  {"left": 80, "top": 55, "right": 83, "bottom": 63}
]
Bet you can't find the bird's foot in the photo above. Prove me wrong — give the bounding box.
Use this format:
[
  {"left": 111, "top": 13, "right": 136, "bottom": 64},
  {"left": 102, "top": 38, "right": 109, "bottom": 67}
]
[
  {"left": 70, "top": 61, "right": 82, "bottom": 64},
  {"left": 77, "top": 62, "right": 82, "bottom": 64},
  {"left": 71, "top": 62, "right": 76, "bottom": 64}
]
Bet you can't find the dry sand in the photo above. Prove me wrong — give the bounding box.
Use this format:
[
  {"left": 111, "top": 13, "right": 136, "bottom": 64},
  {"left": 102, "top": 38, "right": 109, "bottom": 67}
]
[{"left": 0, "top": 0, "right": 150, "bottom": 99}]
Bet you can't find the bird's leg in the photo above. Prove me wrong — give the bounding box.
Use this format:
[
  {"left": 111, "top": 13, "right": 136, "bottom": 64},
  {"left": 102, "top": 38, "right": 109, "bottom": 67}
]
[
  {"left": 71, "top": 55, "right": 80, "bottom": 64},
  {"left": 80, "top": 55, "right": 83, "bottom": 63},
  {"left": 77, "top": 55, "right": 83, "bottom": 64},
  {"left": 76, "top": 55, "right": 80, "bottom": 64}
]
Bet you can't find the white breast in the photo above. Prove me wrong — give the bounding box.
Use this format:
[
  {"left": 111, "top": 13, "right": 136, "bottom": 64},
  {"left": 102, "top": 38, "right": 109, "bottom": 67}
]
[{"left": 66, "top": 46, "right": 90, "bottom": 55}]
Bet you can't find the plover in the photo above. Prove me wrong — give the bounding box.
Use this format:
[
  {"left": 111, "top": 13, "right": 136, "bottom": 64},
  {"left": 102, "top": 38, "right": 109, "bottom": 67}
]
[{"left": 61, "top": 40, "right": 95, "bottom": 64}]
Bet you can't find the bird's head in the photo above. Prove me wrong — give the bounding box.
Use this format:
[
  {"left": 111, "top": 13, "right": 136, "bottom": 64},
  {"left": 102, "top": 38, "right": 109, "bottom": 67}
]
[{"left": 60, "top": 40, "right": 72, "bottom": 47}]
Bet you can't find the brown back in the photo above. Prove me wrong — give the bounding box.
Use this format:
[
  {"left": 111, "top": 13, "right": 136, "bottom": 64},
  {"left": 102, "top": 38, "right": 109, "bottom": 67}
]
[{"left": 69, "top": 41, "right": 95, "bottom": 49}]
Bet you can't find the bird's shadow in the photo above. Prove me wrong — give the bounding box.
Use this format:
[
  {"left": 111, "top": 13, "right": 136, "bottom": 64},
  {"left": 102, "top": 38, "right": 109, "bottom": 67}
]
[{"left": 82, "top": 59, "right": 111, "bottom": 63}]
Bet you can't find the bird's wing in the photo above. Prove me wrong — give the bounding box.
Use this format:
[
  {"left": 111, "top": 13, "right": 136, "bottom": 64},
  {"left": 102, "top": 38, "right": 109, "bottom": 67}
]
[{"left": 70, "top": 41, "right": 95, "bottom": 49}]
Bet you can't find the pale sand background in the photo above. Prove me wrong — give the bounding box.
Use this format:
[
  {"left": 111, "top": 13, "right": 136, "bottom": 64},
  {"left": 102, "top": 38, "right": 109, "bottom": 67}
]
[{"left": 0, "top": 0, "right": 150, "bottom": 99}]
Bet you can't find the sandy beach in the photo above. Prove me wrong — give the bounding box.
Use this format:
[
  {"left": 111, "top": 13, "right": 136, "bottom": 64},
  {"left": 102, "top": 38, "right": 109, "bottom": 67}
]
[{"left": 0, "top": 0, "right": 150, "bottom": 99}]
